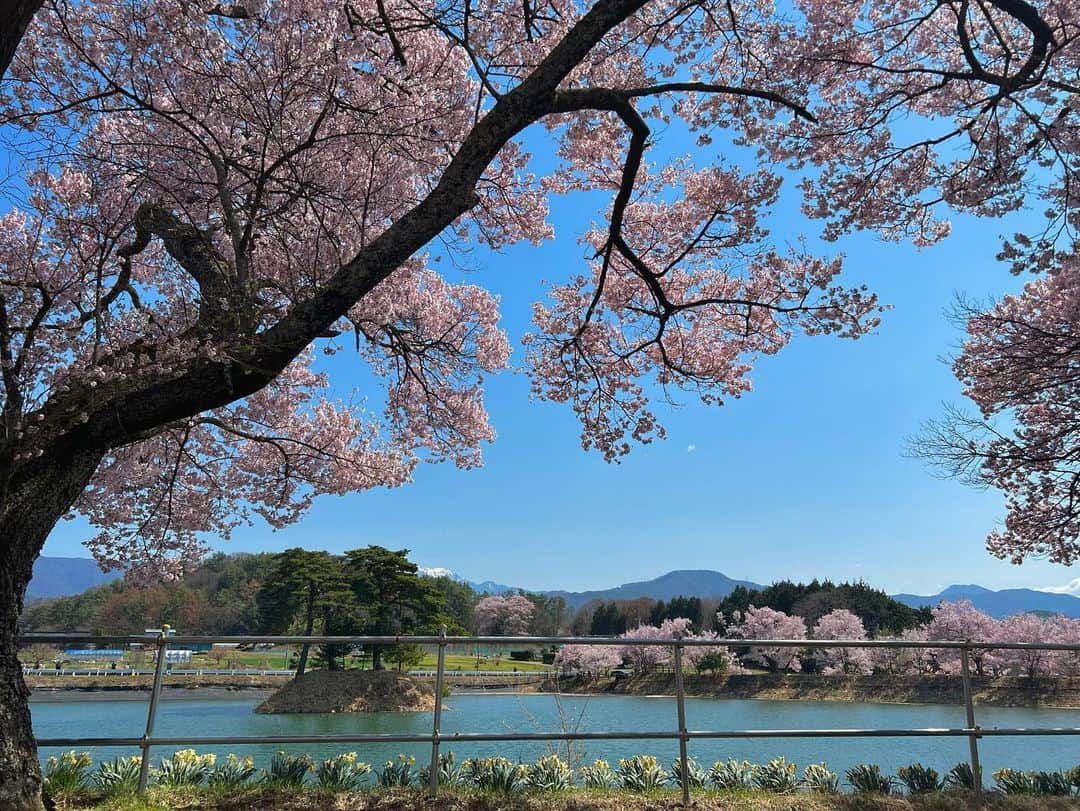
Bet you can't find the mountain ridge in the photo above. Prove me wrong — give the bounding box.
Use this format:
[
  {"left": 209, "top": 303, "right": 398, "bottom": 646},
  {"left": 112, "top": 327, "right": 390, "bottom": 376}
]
[
  {"left": 29, "top": 556, "right": 1080, "bottom": 619},
  {"left": 27, "top": 556, "right": 120, "bottom": 600},
  {"left": 892, "top": 585, "right": 1080, "bottom": 618}
]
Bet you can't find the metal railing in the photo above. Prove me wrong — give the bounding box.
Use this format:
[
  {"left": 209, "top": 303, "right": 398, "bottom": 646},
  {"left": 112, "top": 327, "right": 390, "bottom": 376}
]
[{"left": 22, "top": 631, "right": 1080, "bottom": 803}]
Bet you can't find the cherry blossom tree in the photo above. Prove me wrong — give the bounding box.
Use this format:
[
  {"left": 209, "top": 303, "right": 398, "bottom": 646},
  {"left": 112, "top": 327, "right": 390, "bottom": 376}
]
[
  {"left": 682, "top": 630, "right": 739, "bottom": 673},
  {"left": 811, "top": 608, "right": 873, "bottom": 675},
  {"left": 0, "top": 0, "right": 1077, "bottom": 805},
  {"left": 999, "top": 613, "right": 1056, "bottom": 680},
  {"left": 554, "top": 643, "right": 623, "bottom": 674},
  {"left": 872, "top": 627, "right": 935, "bottom": 676},
  {"left": 923, "top": 599, "right": 1002, "bottom": 676},
  {"left": 726, "top": 605, "right": 807, "bottom": 672},
  {"left": 619, "top": 617, "right": 692, "bottom": 671},
  {"left": 473, "top": 594, "right": 536, "bottom": 635},
  {"left": 919, "top": 267, "right": 1080, "bottom": 564}
]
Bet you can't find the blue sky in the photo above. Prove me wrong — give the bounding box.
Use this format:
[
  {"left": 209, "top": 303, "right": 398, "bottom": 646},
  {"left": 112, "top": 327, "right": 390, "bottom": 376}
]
[{"left": 36, "top": 120, "right": 1079, "bottom": 597}]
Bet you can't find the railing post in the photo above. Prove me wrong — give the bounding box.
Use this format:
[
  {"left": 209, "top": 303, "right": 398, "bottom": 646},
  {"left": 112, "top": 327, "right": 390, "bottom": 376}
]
[
  {"left": 137, "top": 629, "right": 169, "bottom": 794},
  {"left": 960, "top": 643, "right": 982, "bottom": 795},
  {"left": 427, "top": 626, "right": 448, "bottom": 795},
  {"left": 673, "top": 641, "right": 690, "bottom": 806}
]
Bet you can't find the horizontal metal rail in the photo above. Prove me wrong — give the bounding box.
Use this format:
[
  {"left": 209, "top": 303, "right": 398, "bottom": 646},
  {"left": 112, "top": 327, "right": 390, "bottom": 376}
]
[{"left": 24, "top": 632, "right": 1080, "bottom": 804}]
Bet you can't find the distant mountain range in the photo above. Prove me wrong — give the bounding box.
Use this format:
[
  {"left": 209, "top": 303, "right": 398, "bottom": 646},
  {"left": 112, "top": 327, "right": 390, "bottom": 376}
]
[
  {"left": 544, "top": 569, "right": 763, "bottom": 611},
  {"left": 27, "top": 556, "right": 1080, "bottom": 620},
  {"left": 27, "top": 556, "right": 120, "bottom": 600},
  {"left": 420, "top": 566, "right": 761, "bottom": 609},
  {"left": 892, "top": 584, "right": 1080, "bottom": 619}
]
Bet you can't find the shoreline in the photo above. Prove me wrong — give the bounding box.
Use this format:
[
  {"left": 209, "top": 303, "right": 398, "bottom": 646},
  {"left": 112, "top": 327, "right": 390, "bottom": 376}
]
[
  {"left": 30, "top": 685, "right": 276, "bottom": 702},
  {"left": 526, "top": 672, "right": 1080, "bottom": 709}
]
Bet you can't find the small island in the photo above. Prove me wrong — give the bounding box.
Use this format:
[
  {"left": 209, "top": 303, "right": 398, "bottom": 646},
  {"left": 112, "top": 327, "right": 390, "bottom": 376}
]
[{"left": 256, "top": 670, "right": 435, "bottom": 714}]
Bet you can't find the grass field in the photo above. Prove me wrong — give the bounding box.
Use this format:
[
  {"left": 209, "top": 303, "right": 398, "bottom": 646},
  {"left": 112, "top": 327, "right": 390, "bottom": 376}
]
[{"left": 26, "top": 648, "right": 553, "bottom": 673}]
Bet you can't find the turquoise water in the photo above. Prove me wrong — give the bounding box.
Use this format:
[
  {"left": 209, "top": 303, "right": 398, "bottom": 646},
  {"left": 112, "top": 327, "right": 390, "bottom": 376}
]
[{"left": 30, "top": 692, "right": 1080, "bottom": 776}]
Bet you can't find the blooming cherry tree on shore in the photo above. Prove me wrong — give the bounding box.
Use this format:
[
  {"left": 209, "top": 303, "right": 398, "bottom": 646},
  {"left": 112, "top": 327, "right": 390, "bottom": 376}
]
[
  {"left": 0, "top": 0, "right": 1078, "bottom": 805},
  {"left": 473, "top": 595, "right": 536, "bottom": 635},
  {"left": 924, "top": 600, "right": 1001, "bottom": 676},
  {"left": 811, "top": 609, "right": 873, "bottom": 676},
  {"left": 726, "top": 606, "right": 807, "bottom": 673},
  {"left": 554, "top": 643, "right": 623, "bottom": 674}
]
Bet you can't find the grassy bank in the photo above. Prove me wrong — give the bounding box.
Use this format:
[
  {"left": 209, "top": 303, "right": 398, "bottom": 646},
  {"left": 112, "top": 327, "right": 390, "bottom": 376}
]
[
  {"left": 539, "top": 673, "right": 1080, "bottom": 708},
  {"left": 54, "top": 786, "right": 1080, "bottom": 810},
  {"left": 28, "top": 673, "right": 290, "bottom": 691}
]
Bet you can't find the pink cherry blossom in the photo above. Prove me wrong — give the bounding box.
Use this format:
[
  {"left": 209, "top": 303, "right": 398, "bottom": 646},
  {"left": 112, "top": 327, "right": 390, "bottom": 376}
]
[
  {"left": 811, "top": 609, "right": 873, "bottom": 675},
  {"left": 726, "top": 605, "right": 807, "bottom": 672},
  {"left": 473, "top": 594, "right": 536, "bottom": 635}
]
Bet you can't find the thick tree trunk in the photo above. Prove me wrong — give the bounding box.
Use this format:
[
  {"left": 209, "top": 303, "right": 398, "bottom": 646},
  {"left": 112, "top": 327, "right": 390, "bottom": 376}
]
[{"left": 0, "top": 449, "right": 103, "bottom": 811}]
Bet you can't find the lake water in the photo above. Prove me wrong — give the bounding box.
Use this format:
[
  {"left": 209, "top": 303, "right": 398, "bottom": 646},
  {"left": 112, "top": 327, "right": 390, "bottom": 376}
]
[{"left": 30, "top": 691, "right": 1080, "bottom": 778}]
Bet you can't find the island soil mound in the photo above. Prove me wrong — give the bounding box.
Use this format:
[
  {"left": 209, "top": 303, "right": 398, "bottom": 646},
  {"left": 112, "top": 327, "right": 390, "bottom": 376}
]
[{"left": 256, "top": 670, "right": 435, "bottom": 713}]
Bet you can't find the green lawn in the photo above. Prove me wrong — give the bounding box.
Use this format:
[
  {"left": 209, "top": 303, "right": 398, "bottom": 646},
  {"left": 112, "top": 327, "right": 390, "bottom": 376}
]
[{"left": 26, "top": 647, "right": 553, "bottom": 672}]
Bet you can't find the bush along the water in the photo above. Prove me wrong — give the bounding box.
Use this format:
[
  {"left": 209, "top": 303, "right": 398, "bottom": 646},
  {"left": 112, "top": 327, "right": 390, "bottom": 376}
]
[
  {"left": 526, "top": 755, "right": 573, "bottom": 792},
  {"left": 43, "top": 751, "right": 92, "bottom": 796},
  {"left": 418, "top": 751, "right": 465, "bottom": 789},
  {"left": 752, "top": 757, "right": 800, "bottom": 793},
  {"left": 464, "top": 756, "right": 528, "bottom": 793},
  {"left": 993, "top": 767, "right": 1073, "bottom": 796},
  {"left": 92, "top": 755, "right": 141, "bottom": 796},
  {"left": 846, "top": 763, "right": 893, "bottom": 795},
  {"left": 707, "top": 759, "right": 754, "bottom": 790},
  {"left": 897, "top": 763, "right": 943, "bottom": 794},
  {"left": 315, "top": 752, "right": 372, "bottom": 790},
  {"left": 670, "top": 756, "right": 707, "bottom": 789},
  {"left": 263, "top": 752, "right": 313, "bottom": 787},
  {"left": 154, "top": 749, "right": 215, "bottom": 787},
  {"left": 944, "top": 762, "right": 976, "bottom": 791},
  {"left": 579, "top": 759, "right": 617, "bottom": 789},
  {"left": 616, "top": 755, "right": 667, "bottom": 792},
  {"left": 208, "top": 754, "right": 257, "bottom": 788},
  {"left": 378, "top": 754, "right": 417, "bottom": 788},
  {"left": 803, "top": 762, "right": 838, "bottom": 793},
  {"left": 46, "top": 750, "right": 1080, "bottom": 799}
]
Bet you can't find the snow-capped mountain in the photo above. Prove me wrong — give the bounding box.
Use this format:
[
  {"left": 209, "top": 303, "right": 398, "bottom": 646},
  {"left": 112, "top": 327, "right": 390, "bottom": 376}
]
[{"left": 417, "top": 566, "right": 516, "bottom": 595}]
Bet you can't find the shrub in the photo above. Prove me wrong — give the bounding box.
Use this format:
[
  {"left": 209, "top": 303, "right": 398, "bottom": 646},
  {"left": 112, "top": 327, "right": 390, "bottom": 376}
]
[
  {"left": 154, "top": 749, "right": 215, "bottom": 787},
  {"left": 418, "top": 751, "right": 465, "bottom": 788},
  {"left": 1034, "top": 771, "right": 1072, "bottom": 796},
  {"left": 509, "top": 650, "right": 535, "bottom": 661},
  {"left": 752, "top": 757, "right": 800, "bottom": 793},
  {"left": 263, "top": 752, "right": 312, "bottom": 787},
  {"left": 804, "top": 763, "right": 838, "bottom": 793},
  {"left": 527, "top": 755, "right": 572, "bottom": 792},
  {"left": 695, "top": 651, "right": 730, "bottom": 676},
  {"left": 43, "top": 751, "right": 92, "bottom": 796},
  {"left": 579, "top": 759, "right": 616, "bottom": 789},
  {"left": 616, "top": 755, "right": 667, "bottom": 792},
  {"left": 464, "top": 757, "right": 527, "bottom": 793},
  {"left": 316, "top": 752, "right": 372, "bottom": 790},
  {"left": 897, "top": 763, "right": 943, "bottom": 794},
  {"left": 846, "top": 763, "right": 893, "bottom": 795},
  {"left": 993, "top": 768, "right": 1038, "bottom": 795},
  {"left": 378, "top": 754, "right": 417, "bottom": 788},
  {"left": 208, "top": 754, "right": 256, "bottom": 788},
  {"left": 944, "top": 762, "right": 976, "bottom": 790},
  {"left": 670, "top": 756, "right": 707, "bottom": 789},
  {"left": 708, "top": 759, "right": 753, "bottom": 790},
  {"left": 92, "top": 756, "right": 142, "bottom": 796},
  {"left": 1068, "top": 764, "right": 1080, "bottom": 791}
]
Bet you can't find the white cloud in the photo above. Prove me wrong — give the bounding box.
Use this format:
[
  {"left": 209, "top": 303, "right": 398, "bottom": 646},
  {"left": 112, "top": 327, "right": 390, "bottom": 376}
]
[
  {"left": 1038, "top": 578, "right": 1080, "bottom": 596},
  {"left": 686, "top": 444, "right": 697, "bottom": 453}
]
